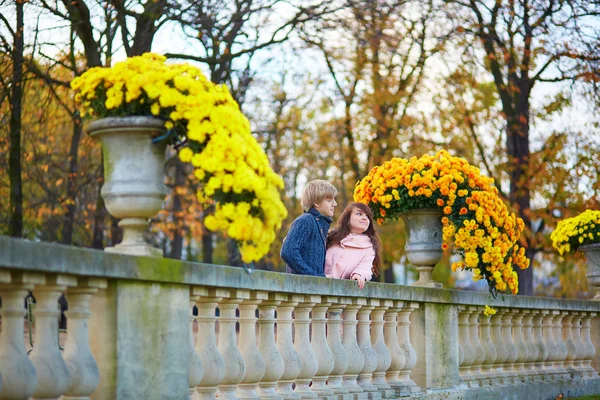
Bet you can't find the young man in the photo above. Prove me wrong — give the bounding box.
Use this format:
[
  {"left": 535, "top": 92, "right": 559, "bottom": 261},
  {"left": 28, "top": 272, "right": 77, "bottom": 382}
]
[{"left": 280, "top": 180, "right": 338, "bottom": 277}]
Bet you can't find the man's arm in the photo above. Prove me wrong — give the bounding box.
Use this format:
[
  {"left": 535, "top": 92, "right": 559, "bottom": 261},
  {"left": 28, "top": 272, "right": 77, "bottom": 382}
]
[{"left": 280, "top": 216, "right": 318, "bottom": 276}]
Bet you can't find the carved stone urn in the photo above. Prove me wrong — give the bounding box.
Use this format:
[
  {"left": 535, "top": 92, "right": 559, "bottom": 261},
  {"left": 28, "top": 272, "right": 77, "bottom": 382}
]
[
  {"left": 400, "top": 208, "right": 443, "bottom": 288},
  {"left": 87, "top": 116, "right": 167, "bottom": 257},
  {"left": 579, "top": 243, "right": 600, "bottom": 300}
]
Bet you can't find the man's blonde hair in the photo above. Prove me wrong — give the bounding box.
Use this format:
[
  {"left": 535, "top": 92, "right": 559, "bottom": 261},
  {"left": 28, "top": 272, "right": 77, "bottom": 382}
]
[{"left": 301, "top": 180, "right": 337, "bottom": 212}]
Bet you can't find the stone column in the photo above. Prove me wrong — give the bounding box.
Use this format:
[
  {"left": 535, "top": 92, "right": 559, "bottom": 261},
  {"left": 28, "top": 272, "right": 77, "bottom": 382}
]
[
  {"left": 521, "top": 311, "right": 537, "bottom": 382},
  {"left": 468, "top": 307, "right": 485, "bottom": 387},
  {"left": 384, "top": 300, "right": 405, "bottom": 392},
  {"left": 217, "top": 290, "right": 251, "bottom": 400},
  {"left": 458, "top": 307, "right": 474, "bottom": 385},
  {"left": 562, "top": 312, "right": 577, "bottom": 378},
  {"left": 511, "top": 309, "right": 527, "bottom": 383},
  {"left": 397, "top": 302, "right": 420, "bottom": 395},
  {"left": 195, "top": 287, "right": 228, "bottom": 400},
  {"left": 326, "top": 298, "right": 349, "bottom": 397},
  {"left": 238, "top": 292, "right": 269, "bottom": 400},
  {"left": 342, "top": 298, "right": 366, "bottom": 395},
  {"left": 532, "top": 311, "right": 548, "bottom": 381},
  {"left": 570, "top": 312, "right": 585, "bottom": 379},
  {"left": 63, "top": 278, "right": 107, "bottom": 400},
  {"left": 293, "top": 295, "right": 320, "bottom": 399},
  {"left": 30, "top": 274, "right": 76, "bottom": 400},
  {"left": 371, "top": 299, "right": 392, "bottom": 393},
  {"left": 356, "top": 299, "right": 379, "bottom": 394},
  {"left": 501, "top": 309, "right": 518, "bottom": 384},
  {"left": 188, "top": 290, "right": 204, "bottom": 399},
  {"left": 0, "top": 272, "right": 43, "bottom": 399},
  {"left": 553, "top": 311, "right": 569, "bottom": 379},
  {"left": 581, "top": 312, "right": 598, "bottom": 378},
  {"left": 542, "top": 311, "right": 558, "bottom": 381},
  {"left": 311, "top": 297, "right": 335, "bottom": 397},
  {"left": 276, "top": 295, "right": 303, "bottom": 400},
  {"left": 479, "top": 311, "right": 496, "bottom": 387},
  {"left": 257, "top": 293, "right": 286, "bottom": 400},
  {"left": 489, "top": 311, "right": 506, "bottom": 386}
]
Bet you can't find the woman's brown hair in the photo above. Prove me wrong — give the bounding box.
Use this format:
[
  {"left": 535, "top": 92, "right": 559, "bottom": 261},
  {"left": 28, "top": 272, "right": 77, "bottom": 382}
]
[{"left": 326, "top": 202, "right": 381, "bottom": 277}]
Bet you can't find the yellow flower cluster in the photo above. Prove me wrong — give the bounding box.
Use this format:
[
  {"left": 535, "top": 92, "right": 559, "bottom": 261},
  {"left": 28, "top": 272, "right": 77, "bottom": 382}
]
[
  {"left": 354, "top": 150, "right": 530, "bottom": 295},
  {"left": 483, "top": 305, "right": 497, "bottom": 316},
  {"left": 551, "top": 209, "right": 600, "bottom": 255},
  {"left": 71, "top": 53, "right": 287, "bottom": 262}
]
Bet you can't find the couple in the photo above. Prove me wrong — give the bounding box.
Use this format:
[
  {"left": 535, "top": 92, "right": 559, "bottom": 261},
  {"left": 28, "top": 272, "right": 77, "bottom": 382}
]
[{"left": 280, "top": 180, "right": 381, "bottom": 289}]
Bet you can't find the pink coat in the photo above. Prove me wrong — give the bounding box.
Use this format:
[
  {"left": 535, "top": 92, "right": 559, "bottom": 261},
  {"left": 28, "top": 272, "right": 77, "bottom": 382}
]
[{"left": 325, "top": 234, "right": 375, "bottom": 281}]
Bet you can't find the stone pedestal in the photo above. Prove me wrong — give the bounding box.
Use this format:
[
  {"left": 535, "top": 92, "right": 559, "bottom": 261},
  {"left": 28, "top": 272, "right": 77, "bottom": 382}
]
[{"left": 89, "top": 280, "right": 189, "bottom": 399}]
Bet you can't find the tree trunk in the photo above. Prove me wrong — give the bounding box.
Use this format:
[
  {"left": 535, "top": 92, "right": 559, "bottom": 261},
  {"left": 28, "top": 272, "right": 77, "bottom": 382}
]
[
  {"left": 8, "top": 0, "right": 24, "bottom": 238},
  {"left": 506, "top": 101, "right": 534, "bottom": 296},
  {"left": 62, "top": 114, "right": 83, "bottom": 244},
  {"left": 91, "top": 162, "right": 106, "bottom": 249},
  {"left": 168, "top": 161, "right": 185, "bottom": 259}
]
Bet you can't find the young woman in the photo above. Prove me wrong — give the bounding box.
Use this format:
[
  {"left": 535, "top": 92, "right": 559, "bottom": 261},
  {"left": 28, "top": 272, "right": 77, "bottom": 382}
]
[{"left": 325, "top": 202, "right": 381, "bottom": 289}]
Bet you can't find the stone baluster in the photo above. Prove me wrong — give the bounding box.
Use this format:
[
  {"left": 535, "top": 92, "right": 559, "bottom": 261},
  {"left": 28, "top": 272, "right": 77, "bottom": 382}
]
[
  {"left": 489, "top": 311, "right": 506, "bottom": 386},
  {"left": 30, "top": 274, "right": 76, "bottom": 399},
  {"left": 468, "top": 307, "right": 485, "bottom": 387},
  {"left": 511, "top": 309, "right": 527, "bottom": 383},
  {"left": 342, "top": 298, "right": 365, "bottom": 394},
  {"left": 311, "top": 297, "right": 335, "bottom": 398},
  {"left": 188, "top": 290, "right": 204, "bottom": 399},
  {"left": 257, "top": 293, "right": 286, "bottom": 400},
  {"left": 0, "top": 272, "right": 43, "bottom": 399},
  {"left": 569, "top": 312, "right": 585, "bottom": 378},
  {"left": 521, "top": 311, "right": 537, "bottom": 382},
  {"left": 397, "top": 302, "right": 420, "bottom": 395},
  {"left": 356, "top": 299, "right": 379, "bottom": 394},
  {"left": 542, "top": 311, "right": 558, "bottom": 381},
  {"left": 62, "top": 278, "right": 107, "bottom": 400},
  {"left": 581, "top": 312, "right": 598, "bottom": 378},
  {"left": 238, "top": 292, "right": 269, "bottom": 399},
  {"left": 458, "top": 307, "right": 474, "bottom": 384},
  {"left": 195, "top": 287, "right": 228, "bottom": 400},
  {"left": 562, "top": 312, "right": 577, "bottom": 378},
  {"left": 501, "top": 309, "right": 518, "bottom": 384},
  {"left": 553, "top": 311, "right": 569, "bottom": 379},
  {"left": 384, "top": 300, "right": 405, "bottom": 393},
  {"left": 217, "top": 290, "right": 250, "bottom": 400},
  {"left": 326, "top": 298, "right": 349, "bottom": 397},
  {"left": 532, "top": 311, "right": 548, "bottom": 381},
  {"left": 371, "top": 299, "right": 392, "bottom": 394},
  {"left": 479, "top": 310, "right": 496, "bottom": 386},
  {"left": 293, "top": 295, "right": 320, "bottom": 399},
  {"left": 276, "top": 295, "right": 303, "bottom": 400}
]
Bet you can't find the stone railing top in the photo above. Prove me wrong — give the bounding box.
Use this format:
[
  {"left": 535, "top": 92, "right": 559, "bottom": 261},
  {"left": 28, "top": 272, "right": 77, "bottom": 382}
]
[{"left": 1, "top": 236, "right": 598, "bottom": 312}]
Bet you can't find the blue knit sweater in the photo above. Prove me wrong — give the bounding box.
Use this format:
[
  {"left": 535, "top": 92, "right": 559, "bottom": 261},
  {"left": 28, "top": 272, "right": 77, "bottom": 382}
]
[{"left": 280, "top": 208, "right": 332, "bottom": 277}]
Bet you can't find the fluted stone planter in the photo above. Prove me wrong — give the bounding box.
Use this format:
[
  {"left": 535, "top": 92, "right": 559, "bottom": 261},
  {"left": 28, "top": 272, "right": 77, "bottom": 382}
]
[
  {"left": 579, "top": 243, "right": 600, "bottom": 300},
  {"left": 400, "top": 208, "right": 443, "bottom": 288},
  {"left": 87, "top": 116, "right": 167, "bottom": 257}
]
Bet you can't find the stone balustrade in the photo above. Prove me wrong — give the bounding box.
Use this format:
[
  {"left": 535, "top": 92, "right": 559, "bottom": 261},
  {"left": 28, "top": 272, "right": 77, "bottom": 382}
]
[{"left": 0, "top": 237, "right": 599, "bottom": 399}]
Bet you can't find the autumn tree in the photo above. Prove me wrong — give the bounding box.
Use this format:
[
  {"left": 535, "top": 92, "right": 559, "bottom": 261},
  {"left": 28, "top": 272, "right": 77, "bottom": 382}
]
[
  {"left": 447, "top": 0, "right": 600, "bottom": 294},
  {"left": 163, "top": 0, "right": 333, "bottom": 263},
  {"left": 0, "top": 0, "right": 25, "bottom": 237},
  {"left": 26, "top": 0, "right": 172, "bottom": 247}
]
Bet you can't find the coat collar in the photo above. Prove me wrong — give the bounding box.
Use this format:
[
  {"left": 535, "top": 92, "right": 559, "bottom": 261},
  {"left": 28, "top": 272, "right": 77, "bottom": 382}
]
[{"left": 308, "top": 207, "right": 333, "bottom": 224}]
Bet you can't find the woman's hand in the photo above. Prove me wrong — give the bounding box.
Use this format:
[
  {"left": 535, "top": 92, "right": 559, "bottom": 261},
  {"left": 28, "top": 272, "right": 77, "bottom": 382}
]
[{"left": 351, "top": 273, "right": 365, "bottom": 289}]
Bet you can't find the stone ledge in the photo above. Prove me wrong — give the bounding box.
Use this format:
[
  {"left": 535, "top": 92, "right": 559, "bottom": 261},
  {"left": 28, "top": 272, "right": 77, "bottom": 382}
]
[
  {"left": 399, "top": 377, "right": 600, "bottom": 399},
  {"left": 2, "top": 236, "right": 600, "bottom": 311}
]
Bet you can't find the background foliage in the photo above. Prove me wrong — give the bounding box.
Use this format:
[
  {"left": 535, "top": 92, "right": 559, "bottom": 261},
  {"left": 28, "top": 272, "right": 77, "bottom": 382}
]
[{"left": 1, "top": 0, "right": 599, "bottom": 297}]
